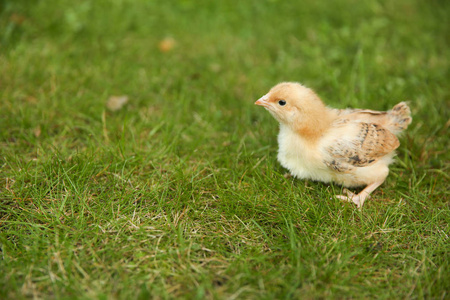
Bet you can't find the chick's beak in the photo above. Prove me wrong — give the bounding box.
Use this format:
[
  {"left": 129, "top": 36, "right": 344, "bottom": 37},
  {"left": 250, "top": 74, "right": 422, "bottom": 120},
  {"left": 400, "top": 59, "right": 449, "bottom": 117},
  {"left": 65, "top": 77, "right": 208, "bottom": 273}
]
[{"left": 255, "top": 94, "right": 269, "bottom": 107}]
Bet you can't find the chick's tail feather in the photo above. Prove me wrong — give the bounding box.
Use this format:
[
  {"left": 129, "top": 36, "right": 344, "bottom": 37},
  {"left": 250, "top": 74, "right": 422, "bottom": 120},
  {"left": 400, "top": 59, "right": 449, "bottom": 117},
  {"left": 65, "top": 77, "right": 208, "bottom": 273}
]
[{"left": 387, "top": 102, "right": 412, "bottom": 134}]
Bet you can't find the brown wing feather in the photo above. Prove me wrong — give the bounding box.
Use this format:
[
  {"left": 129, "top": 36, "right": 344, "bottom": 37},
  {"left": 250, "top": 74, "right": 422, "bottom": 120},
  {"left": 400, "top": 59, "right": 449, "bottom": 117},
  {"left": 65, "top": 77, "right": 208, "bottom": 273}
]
[
  {"left": 324, "top": 122, "right": 400, "bottom": 173},
  {"left": 336, "top": 108, "right": 387, "bottom": 116},
  {"left": 335, "top": 108, "right": 391, "bottom": 128},
  {"left": 333, "top": 103, "right": 412, "bottom": 134}
]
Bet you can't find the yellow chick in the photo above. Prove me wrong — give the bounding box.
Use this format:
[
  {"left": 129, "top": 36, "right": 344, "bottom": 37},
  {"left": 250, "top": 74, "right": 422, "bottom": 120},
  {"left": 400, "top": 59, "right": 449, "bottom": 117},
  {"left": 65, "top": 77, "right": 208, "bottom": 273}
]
[{"left": 255, "top": 82, "right": 412, "bottom": 208}]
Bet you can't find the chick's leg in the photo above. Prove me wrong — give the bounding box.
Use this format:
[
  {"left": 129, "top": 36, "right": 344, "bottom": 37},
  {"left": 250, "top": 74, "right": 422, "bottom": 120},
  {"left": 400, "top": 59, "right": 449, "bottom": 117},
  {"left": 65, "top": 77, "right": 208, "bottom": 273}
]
[{"left": 336, "top": 180, "right": 384, "bottom": 209}]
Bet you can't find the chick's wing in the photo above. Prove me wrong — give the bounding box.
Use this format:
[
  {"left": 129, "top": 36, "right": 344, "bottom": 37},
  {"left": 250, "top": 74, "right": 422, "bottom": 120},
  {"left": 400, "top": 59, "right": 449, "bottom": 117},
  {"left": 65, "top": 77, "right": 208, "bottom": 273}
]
[{"left": 323, "top": 120, "right": 400, "bottom": 173}]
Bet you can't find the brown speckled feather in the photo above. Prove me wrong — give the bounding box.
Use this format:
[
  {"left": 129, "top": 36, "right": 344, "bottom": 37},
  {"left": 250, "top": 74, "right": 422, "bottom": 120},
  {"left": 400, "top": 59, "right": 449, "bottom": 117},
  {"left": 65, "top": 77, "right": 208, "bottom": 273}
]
[
  {"left": 332, "top": 102, "right": 412, "bottom": 134},
  {"left": 324, "top": 122, "right": 400, "bottom": 173}
]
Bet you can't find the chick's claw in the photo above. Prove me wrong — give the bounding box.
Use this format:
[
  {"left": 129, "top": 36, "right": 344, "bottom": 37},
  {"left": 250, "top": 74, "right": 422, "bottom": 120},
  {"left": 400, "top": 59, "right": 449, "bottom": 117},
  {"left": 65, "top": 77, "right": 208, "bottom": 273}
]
[
  {"left": 335, "top": 194, "right": 362, "bottom": 208},
  {"left": 342, "top": 188, "right": 356, "bottom": 198}
]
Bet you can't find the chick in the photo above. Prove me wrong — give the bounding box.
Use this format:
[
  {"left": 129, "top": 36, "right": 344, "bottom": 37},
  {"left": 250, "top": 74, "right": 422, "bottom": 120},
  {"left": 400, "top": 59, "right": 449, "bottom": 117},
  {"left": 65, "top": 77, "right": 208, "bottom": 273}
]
[{"left": 255, "top": 82, "right": 412, "bottom": 208}]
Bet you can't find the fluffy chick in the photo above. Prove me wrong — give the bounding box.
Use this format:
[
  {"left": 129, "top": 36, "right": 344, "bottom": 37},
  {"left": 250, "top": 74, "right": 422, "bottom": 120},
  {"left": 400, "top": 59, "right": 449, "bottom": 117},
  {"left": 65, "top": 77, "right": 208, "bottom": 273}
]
[{"left": 255, "top": 82, "right": 412, "bottom": 208}]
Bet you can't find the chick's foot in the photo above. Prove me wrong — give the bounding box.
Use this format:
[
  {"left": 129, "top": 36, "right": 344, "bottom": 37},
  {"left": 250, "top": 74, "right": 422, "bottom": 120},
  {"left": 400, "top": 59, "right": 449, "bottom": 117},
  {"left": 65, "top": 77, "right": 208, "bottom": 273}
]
[
  {"left": 335, "top": 181, "right": 384, "bottom": 209},
  {"left": 336, "top": 192, "right": 365, "bottom": 209}
]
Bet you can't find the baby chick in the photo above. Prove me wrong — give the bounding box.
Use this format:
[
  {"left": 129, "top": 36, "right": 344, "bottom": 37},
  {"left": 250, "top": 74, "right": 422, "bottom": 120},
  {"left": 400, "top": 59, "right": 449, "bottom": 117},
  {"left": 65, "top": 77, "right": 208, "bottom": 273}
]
[{"left": 255, "top": 82, "right": 412, "bottom": 208}]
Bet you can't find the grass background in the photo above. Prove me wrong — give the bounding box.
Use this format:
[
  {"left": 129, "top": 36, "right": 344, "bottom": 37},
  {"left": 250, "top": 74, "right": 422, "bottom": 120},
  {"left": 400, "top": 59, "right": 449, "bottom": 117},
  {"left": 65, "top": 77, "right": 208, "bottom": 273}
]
[{"left": 1, "top": 0, "right": 449, "bottom": 298}]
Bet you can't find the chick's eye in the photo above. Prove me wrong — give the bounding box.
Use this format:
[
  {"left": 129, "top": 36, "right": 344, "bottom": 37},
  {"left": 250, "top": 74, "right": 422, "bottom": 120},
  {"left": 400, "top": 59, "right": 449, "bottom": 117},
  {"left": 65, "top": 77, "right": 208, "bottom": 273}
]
[{"left": 278, "top": 100, "right": 286, "bottom": 106}]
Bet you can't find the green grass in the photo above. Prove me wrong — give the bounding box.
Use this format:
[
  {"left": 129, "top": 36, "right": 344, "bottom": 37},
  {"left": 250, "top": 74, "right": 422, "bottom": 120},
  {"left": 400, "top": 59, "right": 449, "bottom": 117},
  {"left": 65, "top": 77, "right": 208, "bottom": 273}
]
[{"left": 1, "top": 0, "right": 449, "bottom": 299}]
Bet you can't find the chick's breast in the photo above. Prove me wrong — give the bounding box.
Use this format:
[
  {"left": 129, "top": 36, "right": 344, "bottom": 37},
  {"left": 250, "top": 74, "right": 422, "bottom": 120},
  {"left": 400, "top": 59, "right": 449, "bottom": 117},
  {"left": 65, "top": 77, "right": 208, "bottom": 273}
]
[{"left": 277, "top": 124, "right": 336, "bottom": 183}]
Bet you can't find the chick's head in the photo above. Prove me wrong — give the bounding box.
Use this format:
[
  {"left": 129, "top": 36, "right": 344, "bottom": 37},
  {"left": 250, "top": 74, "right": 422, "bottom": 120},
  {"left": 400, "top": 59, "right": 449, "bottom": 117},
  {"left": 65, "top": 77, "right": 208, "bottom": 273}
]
[{"left": 255, "top": 82, "right": 325, "bottom": 128}]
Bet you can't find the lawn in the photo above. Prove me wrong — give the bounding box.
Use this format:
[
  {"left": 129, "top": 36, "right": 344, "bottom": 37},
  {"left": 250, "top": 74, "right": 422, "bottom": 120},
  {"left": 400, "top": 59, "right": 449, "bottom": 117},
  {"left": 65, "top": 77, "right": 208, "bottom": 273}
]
[{"left": 1, "top": 0, "right": 449, "bottom": 299}]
